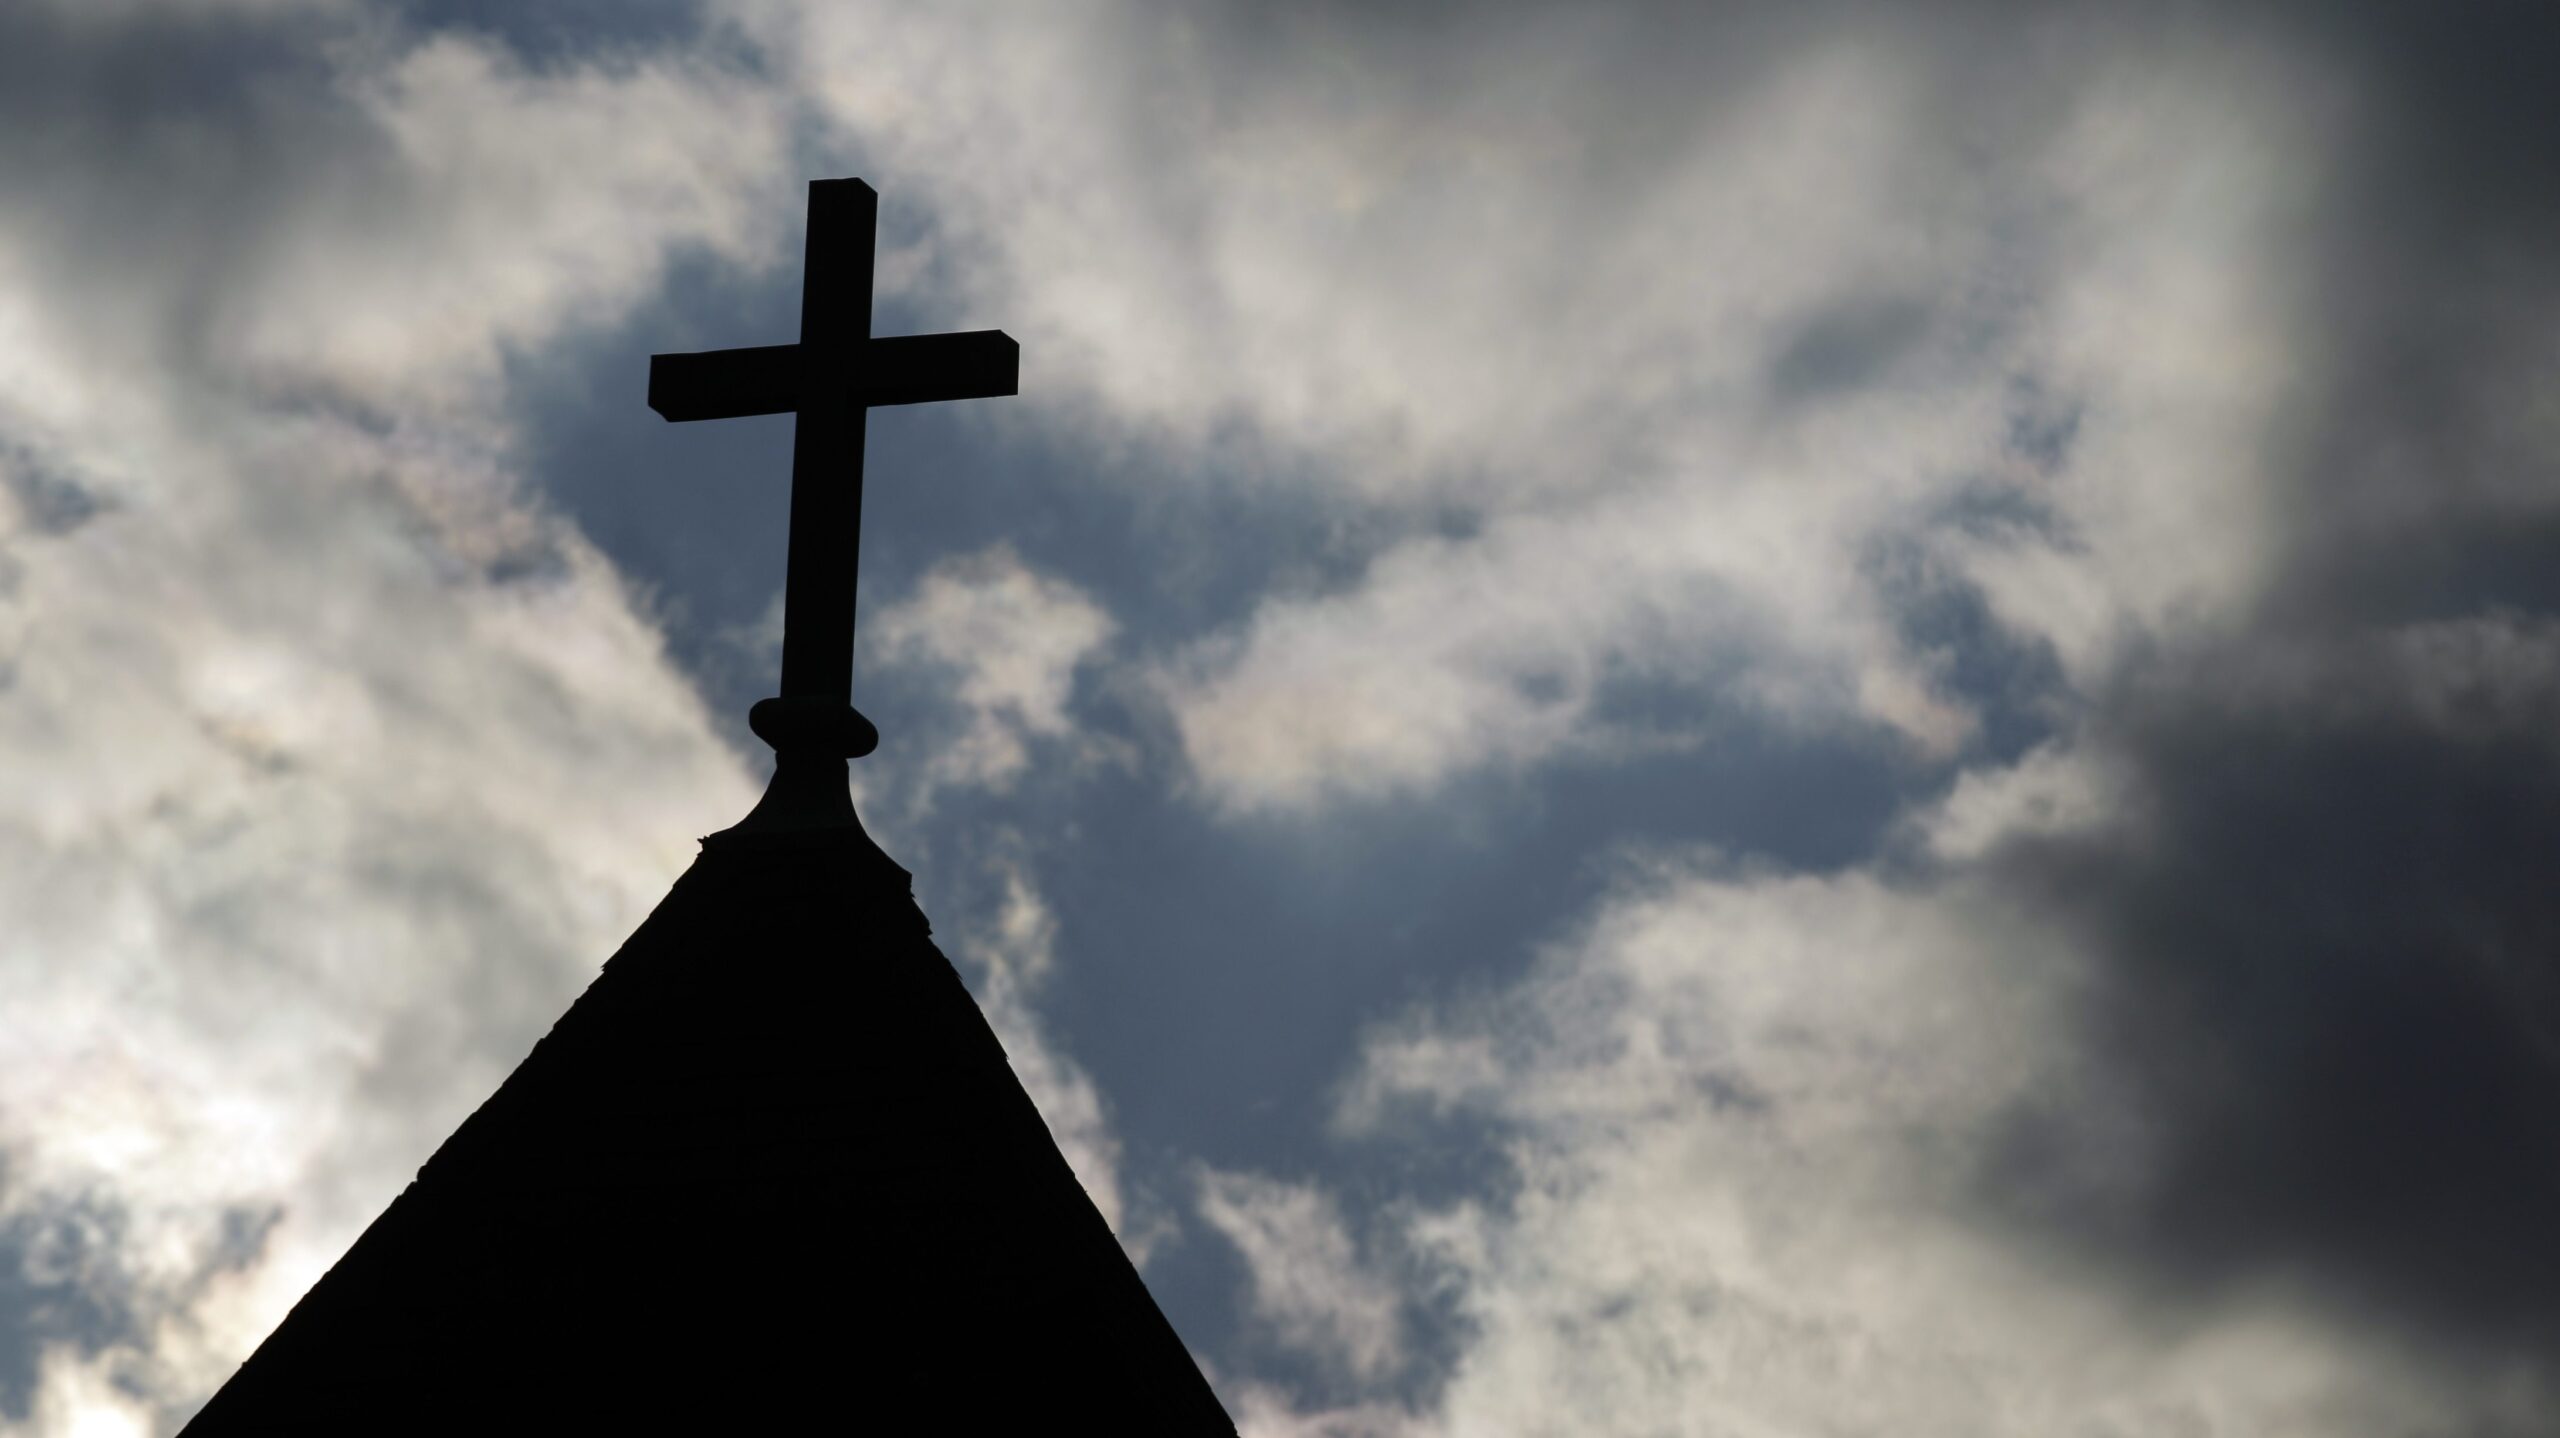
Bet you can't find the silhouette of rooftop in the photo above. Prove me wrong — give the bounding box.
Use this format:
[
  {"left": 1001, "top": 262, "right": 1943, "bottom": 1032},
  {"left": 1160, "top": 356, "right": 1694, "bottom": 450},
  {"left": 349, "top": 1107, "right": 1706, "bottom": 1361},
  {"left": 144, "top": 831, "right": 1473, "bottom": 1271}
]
[{"left": 183, "top": 821, "right": 1235, "bottom": 1431}]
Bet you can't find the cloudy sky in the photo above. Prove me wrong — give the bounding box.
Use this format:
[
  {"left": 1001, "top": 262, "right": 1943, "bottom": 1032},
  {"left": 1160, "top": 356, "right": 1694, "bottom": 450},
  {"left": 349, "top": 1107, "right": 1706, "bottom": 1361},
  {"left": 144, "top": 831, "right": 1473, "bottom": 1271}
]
[{"left": 3, "top": 1, "right": 2557, "bottom": 1432}]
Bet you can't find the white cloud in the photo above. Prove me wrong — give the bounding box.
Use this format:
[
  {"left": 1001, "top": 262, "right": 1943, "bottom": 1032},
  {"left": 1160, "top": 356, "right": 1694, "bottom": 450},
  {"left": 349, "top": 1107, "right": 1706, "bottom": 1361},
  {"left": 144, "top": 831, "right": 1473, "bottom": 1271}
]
[
  {"left": 1917, "top": 739, "right": 2138, "bottom": 863},
  {"left": 1157, "top": 469, "right": 1977, "bottom": 811},
  {"left": 1197, "top": 1168, "right": 1404, "bottom": 1384},
  {"left": 1287, "top": 843, "right": 2531, "bottom": 1435},
  {"left": 1229, "top": 1390, "right": 1415, "bottom": 1438},
  {"left": 15, "top": 1352, "right": 152, "bottom": 1438},
  {"left": 0, "top": 20, "right": 788, "bottom": 1432},
  {"left": 870, "top": 543, "right": 1117, "bottom": 798}
]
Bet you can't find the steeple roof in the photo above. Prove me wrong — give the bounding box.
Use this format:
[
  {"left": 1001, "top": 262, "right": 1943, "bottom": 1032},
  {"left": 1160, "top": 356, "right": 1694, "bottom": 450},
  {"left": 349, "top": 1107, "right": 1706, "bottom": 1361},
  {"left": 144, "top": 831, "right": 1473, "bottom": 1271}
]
[{"left": 181, "top": 821, "right": 1236, "bottom": 1432}]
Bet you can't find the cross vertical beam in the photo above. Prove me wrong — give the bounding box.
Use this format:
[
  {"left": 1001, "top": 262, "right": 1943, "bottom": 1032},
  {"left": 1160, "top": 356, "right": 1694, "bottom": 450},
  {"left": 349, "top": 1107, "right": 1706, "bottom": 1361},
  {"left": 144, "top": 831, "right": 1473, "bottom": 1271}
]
[{"left": 778, "top": 178, "right": 875, "bottom": 707}]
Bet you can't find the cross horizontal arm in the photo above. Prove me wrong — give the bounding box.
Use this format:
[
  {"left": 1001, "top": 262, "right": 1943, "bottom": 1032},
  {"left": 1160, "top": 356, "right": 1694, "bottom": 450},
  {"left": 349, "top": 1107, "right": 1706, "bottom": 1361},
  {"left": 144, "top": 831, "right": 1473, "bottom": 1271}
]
[
  {"left": 649, "top": 342, "right": 798, "bottom": 422},
  {"left": 648, "top": 330, "right": 1020, "bottom": 422},
  {"left": 858, "top": 330, "right": 1019, "bottom": 407}
]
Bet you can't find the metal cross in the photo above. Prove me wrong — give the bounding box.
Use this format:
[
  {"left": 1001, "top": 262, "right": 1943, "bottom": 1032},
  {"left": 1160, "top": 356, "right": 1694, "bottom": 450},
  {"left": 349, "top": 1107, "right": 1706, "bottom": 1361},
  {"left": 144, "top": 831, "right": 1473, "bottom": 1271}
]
[{"left": 649, "top": 178, "right": 1017, "bottom": 760}]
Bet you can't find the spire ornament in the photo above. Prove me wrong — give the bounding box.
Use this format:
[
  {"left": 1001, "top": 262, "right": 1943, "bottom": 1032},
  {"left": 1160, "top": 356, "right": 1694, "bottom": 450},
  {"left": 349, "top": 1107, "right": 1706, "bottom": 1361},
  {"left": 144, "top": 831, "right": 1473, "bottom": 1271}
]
[{"left": 648, "top": 178, "right": 1017, "bottom": 830}]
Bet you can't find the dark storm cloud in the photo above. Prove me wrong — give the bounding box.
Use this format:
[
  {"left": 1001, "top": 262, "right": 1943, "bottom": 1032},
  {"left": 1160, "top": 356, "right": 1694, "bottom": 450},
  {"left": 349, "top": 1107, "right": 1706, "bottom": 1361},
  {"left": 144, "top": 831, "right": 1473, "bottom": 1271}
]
[
  {"left": 2253, "top": 2, "right": 2560, "bottom": 602},
  {"left": 0, "top": 7, "right": 369, "bottom": 364},
  {"left": 1983, "top": 632, "right": 2560, "bottom": 1360},
  {"left": 1965, "top": 0, "right": 2560, "bottom": 1368}
]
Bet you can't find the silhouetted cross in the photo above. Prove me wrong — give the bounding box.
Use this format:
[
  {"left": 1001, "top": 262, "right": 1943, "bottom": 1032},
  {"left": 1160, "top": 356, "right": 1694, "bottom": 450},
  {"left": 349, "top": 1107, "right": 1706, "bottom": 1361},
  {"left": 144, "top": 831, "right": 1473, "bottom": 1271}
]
[{"left": 650, "top": 178, "right": 1017, "bottom": 760}]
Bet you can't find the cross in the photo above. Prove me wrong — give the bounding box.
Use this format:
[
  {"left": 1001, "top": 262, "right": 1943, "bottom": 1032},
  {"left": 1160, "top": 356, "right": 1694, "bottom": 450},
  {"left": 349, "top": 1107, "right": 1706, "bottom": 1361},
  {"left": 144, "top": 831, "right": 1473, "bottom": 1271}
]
[{"left": 649, "top": 177, "right": 1017, "bottom": 764}]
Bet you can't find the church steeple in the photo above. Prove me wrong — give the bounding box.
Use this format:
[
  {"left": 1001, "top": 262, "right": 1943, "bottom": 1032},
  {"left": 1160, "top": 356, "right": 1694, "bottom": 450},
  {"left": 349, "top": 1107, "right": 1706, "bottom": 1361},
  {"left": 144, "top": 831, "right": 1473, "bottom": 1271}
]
[{"left": 180, "top": 181, "right": 1235, "bottom": 1435}]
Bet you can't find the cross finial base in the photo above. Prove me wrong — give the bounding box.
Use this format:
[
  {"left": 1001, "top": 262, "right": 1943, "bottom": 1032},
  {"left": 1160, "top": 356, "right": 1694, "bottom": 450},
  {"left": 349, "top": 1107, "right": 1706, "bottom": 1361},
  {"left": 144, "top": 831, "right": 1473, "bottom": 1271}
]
[
  {"left": 715, "top": 696, "right": 881, "bottom": 838},
  {"left": 747, "top": 695, "right": 881, "bottom": 758},
  {"left": 722, "top": 749, "right": 857, "bottom": 836}
]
